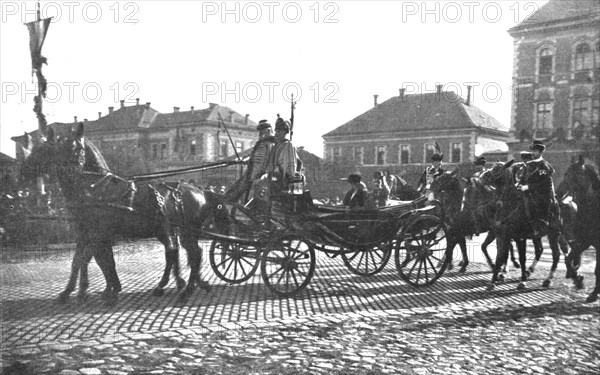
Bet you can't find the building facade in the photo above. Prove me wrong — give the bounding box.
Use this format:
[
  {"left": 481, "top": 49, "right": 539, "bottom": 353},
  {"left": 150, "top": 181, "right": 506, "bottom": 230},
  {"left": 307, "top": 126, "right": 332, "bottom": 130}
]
[
  {"left": 322, "top": 87, "right": 509, "bottom": 185},
  {"left": 508, "top": 0, "right": 600, "bottom": 179}
]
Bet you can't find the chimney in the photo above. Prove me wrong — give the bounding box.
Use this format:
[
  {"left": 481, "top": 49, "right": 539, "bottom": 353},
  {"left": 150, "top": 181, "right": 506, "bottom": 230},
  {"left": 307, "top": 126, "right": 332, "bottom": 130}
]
[
  {"left": 466, "top": 85, "right": 472, "bottom": 106},
  {"left": 136, "top": 98, "right": 140, "bottom": 106},
  {"left": 108, "top": 106, "right": 114, "bottom": 114},
  {"left": 245, "top": 114, "right": 249, "bottom": 124},
  {"left": 436, "top": 84, "right": 443, "bottom": 94},
  {"left": 120, "top": 100, "right": 125, "bottom": 108},
  {"left": 209, "top": 103, "right": 217, "bottom": 110},
  {"left": 229, "top": 110, "right": 234, "bottom": 122},
  {"left": 399, "top": 88, "right": 406, "bottom": 100},
  {"left": 145, "top": 102, "right": 151, "bottom": 109},
  {"left": 174, "top": 106, "right": 180, "bottom": 113},
  {"left": 98, "top": 112, "right": 102, "bottom": 119},
  {"left": 84, "top": 118, "right": 88, "bottom": 123},
  {"left": 190, "top": 106, "right": 194, "bottom": 112},
  {"left": 74, "top": 116, "right": 78, "bottom": 123},
  {"left": 374, "top": 94, "right": 379, "bottom": 107}
]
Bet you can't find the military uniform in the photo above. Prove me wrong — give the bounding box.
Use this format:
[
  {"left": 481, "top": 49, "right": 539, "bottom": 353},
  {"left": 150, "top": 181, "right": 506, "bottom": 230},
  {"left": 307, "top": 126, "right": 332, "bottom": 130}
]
[
  {"left": 266, "top": 118, "right": 301, "bottom": 195},
  {"left": 371, "top": 171, "right": 390, "bottom": 207},
  {"left": 418, "top": 165, "right": 445, "bottom": 192}
]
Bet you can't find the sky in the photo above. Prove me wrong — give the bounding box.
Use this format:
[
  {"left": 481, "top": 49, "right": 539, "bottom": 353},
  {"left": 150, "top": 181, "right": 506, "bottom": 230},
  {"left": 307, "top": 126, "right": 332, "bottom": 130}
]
[{"left": 0, "top": 0, "right": 548, "bottom": 158}]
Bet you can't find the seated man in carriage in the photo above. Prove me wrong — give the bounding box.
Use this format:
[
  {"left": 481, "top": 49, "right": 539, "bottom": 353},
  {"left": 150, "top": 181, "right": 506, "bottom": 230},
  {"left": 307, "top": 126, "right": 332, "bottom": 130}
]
[
  {"left": 517, "top": 140, "right": 557, "bottom": 236},
  {"left": 366, "top": 171, "right": 390, "bottom": 208},
  {"left": 417, "top": 143, "right": 445, "bottom": 200}
]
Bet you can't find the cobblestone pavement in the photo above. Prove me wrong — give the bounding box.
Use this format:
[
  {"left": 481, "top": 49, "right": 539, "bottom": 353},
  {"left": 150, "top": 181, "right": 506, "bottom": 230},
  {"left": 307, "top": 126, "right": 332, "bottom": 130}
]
[{"left": 1, "top": 237, "right": 598, "bottom": 374}]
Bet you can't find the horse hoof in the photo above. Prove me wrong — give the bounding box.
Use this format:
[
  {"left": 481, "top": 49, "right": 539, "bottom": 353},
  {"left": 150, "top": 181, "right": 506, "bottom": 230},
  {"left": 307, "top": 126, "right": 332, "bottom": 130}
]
[
  {"left": 517, "top": 282, "right": 526, "bottom": 290},
  {"left": 458, "top": 261, "right": 464, "bottom": 267},
  {"left": 57, "top": 292, "right": 70, "bottom": 304},
  {"left": 458, "top": 266, "right": 467, "bottom": 274},
  {"left": 176, "top": 279, "right": 187, "bottom": 291},
  {"left": 565, "top": 269, "right": 574, "bottom": 279},
  {"left": 487, "top": 262, "right": 495, "bottom": 270},
  {"left": 104, "top": 294, "right": 119, "bottom": 307},
  {"left": 542, "top": 279, "right": 552, "bottom": 288},
  {"left": 486, "top": 284, "right": 495, "bottom": 291},
  {"left": 574, "top": 275, "right": 585, "bottom": 290},
  {"left": 76, "top": 293, "right": 88, "bottom": 303},
  {"left": 512, "top": 262, "right": 521, "bottom": 269},
  {"left": 498, "top": 274, "right": 505, "bottom": 282},
  {"left": 197, "top": 280, "right": 211, "bottom": 292},
  {"left": 152, "top": 288, "right": 165, "bottom": 297},
  {"left": 526, "top": 270, "right": 532, "bottom": 278},
  {"left": 585, "top": 294, "right": 598, "bottom": 303},
  {"left": 447, "top": 262, "right": 454, "bottom": 271}
]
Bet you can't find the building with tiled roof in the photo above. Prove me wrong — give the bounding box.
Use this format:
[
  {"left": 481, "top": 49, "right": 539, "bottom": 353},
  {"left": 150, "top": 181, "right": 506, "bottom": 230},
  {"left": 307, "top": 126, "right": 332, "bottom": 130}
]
[
  {"left": 322, "top": 86, "right": 509, "bottom": 184},
  {"left": 508, "top": 0, "right": 599, "bottom": 179},
  {"left": 12, "top": 101, "right": 259, "bottom": 181}
]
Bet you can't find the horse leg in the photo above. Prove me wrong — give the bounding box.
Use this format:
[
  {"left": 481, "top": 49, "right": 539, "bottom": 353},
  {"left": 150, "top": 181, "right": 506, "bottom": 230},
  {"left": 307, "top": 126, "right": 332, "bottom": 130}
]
[
  {"left": 153, "top": 232, "right": 182, "bottom": 296},
  {"left": 542, "top": 233, "right": 561, "bottom": 288},
  {"left": 93, "top": 242, "right": 121, "bottom": 306},
  {"left": 443, "top": 237, "right": 457, "bottom": 271},
  {"left": 458, "top": 237, "right": 469, "bottom": 273},
  {"left": 516, "top": 238, "right": 528, "bottom": 290},
  {"left": 586, "top": 246, "right": 599, "bottom": 303},
  {"left": 527, "top": 237, "right": 544, "bottom": 278},
  {"left": 75, "top": 242, "right": 97, "bottom": 303},
  {"left": 481, "top": 232, "right": 495, "bottom": 270},
  {"left": 509, "top": 241, "right": 520, "bottom": 269},
  {"left": 487, "top": 236, "right": 510, "bottom": 291},
  {"left": 57, "top": 241, "right": 86, "bottom": 303},
  {"left": 565, "top": 243, "right": 585, "bottom": 289},
  {"left": 179, "top": 235, "right": 209, "bottom": 303}
]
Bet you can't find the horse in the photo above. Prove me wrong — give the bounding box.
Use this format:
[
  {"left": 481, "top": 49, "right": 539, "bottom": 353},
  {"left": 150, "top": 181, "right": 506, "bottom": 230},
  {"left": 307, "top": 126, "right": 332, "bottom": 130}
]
[
  {"left": 429, "top": 169, "right": 520, "bottom": 274},
  {"left": 20, "top": 123, "right": 223, "bottom": 305},
  {"left": 480, "top": 161, "right": 570, "bottom": 290},
  {"left": 387, "top": 173, "right": 421, "bottom": 201},
  {"left": 559, "top": 156, "right": 600, "bottom": 303}
]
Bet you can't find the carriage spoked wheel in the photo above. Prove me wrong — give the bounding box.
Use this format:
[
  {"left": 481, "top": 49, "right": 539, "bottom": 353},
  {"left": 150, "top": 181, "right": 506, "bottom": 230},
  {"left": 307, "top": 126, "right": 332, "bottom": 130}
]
[
  {"left": 341, "top": 241, "right": 392, "bottom": 276},
  {"left": 260, "top": 234, "right": 316, "bottom": 297},
  {"left": 209, "top": 240, "right": 261, "bottom": 284},
  {"left": 394, "top": 214, "right": 449, "bottom": 287}
]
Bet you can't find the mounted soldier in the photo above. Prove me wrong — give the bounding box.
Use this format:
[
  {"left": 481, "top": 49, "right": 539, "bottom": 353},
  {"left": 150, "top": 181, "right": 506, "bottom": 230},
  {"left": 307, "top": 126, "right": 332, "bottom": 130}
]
[
  {"left": 417, "top": 142, "right": 445, "bottom": 199},
  {"left": 517, "top": 140, "right": 557, "bottom": 236}
]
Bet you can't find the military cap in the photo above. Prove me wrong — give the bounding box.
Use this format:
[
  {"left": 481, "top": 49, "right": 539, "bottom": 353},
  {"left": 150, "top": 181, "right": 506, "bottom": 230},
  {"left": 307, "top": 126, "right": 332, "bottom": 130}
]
[
  {"left": 256, "top": 120, "right": 271, "bottom": 130},
  {"left": 474, "top": 156, "right": 486, "bottom": 166},
  {"left": 275, "top": 118, "right": 290, "bottom": 133},
  {"left": 529, "top": 140, "right": 546, "bottom": 152},
  {"left": 342, "top": 172, "right": 361, "bottom": 184}
]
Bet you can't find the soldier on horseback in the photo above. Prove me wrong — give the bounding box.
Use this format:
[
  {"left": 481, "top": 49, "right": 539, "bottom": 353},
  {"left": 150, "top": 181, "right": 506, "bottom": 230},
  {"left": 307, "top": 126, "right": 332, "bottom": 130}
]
[{"left": 517, "top": 140, "right": 557, "bottom": 236}]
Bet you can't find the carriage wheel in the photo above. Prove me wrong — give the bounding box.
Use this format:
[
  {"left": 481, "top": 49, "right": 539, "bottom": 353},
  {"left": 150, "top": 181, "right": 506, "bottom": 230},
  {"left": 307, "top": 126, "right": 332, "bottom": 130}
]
[
  {"left": 209, "top": 240, "right": 261, "bottom": 284},
  {"left": 341, "top": 242, "right": 392, "bottom": 276},
  {"left": 395, "top": 214, "right": 449, "bottom": 287},
  {"left": 260, "top": 235, "right": 315, "bottom": 297}
]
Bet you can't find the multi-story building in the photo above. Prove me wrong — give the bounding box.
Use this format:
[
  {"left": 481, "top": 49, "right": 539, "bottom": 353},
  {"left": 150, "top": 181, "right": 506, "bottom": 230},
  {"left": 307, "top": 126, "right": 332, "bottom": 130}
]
[
  {"left": 13, "top": 101, "right": 259, "bottom": 184},
  {"left": 508, "top": 0, "right": 600, "bottom": 178},
  {"left": 322, "top": 86, "right": 509, "bottom": 184}
]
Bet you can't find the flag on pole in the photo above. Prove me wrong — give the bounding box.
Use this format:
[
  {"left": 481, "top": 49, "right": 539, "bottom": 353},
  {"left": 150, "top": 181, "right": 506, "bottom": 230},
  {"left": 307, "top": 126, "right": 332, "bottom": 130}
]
[{"left": 25, "top": 17, "right": 52, "bottom": 97}]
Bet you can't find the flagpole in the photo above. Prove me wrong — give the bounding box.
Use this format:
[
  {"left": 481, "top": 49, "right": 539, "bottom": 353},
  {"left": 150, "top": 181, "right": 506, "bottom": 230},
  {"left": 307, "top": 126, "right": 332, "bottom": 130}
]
[{"left": 36, "top": 1, "right": 44, "bottom": 136}]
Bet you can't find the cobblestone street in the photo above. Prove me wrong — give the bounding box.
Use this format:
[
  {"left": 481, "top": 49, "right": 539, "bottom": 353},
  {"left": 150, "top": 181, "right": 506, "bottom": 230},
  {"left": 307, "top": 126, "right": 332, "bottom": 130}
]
[{"left": 1, "top": 238, "right": 598, "bottom": 374}]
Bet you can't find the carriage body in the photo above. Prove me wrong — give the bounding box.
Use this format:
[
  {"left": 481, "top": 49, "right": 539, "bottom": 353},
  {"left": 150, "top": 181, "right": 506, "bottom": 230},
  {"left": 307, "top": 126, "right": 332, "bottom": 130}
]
[{"left": 203, "top": 191, "right": 450, "bottom": 297}]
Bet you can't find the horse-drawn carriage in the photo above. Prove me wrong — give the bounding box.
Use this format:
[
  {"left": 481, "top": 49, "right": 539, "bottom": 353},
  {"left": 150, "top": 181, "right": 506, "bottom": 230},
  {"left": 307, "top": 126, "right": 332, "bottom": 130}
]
[{"left": 203, "top": 190, "right": 450, "bottom": 297}]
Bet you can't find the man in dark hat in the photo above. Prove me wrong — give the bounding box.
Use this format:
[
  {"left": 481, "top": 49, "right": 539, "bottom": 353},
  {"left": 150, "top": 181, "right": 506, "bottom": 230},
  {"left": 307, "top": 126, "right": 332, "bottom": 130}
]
[
  {"left": 265, "top": 116, "right": 302, "bottom": 195},
  {"left": 417, "top": 146, "right": 445, "bottom": 195},
  {"left": 518, "top": 140, "right": 556, "bottom": 235},
  {"left": 225, "top": 119, "right": 274, "bottom": 202},
  {"left": 342, "top": 173, "right": 368, "bottom": 209}
]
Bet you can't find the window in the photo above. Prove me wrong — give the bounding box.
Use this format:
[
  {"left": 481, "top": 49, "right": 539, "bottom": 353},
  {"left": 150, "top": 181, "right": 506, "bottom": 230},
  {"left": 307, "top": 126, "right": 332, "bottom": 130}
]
[
  {"left": 595, "top": 41, "right": 600, "bottom": 68},
  {"left": 353, "top": 147, "right": 363, "bottom": 164},
  {"left": 152, "top": 144, "right": 158, "bottom": 160},
  {"left": 536, "top": 103, "right": 552, "bottom": 130},
  {"left": 572, "top": 99, "right": 589, "bottom": 127},
  {"left": 592, "top": 98, "right": 600, "bottom": 127},
  {"left": 333, "top": 146, "right": 342, "bottom": 161},
  {"left": 399, "top": 145, "right": 410, "bottom": 164},
  {"left": 575, "top": 43, "right": 593, "bottom": 71},
  {"left": 190, "top": 139, "right": 196, "bottom": 156},
  {"left": 235, "top": 141, "right": 243, "bottom": 154},
  {"left": 376, "top": 145, "right": 386, "bottom": 165},
  {"left": 220, "top": 139, "right": 228, "bottom": 157},
  {"left": 451, "top": 143, "right": 462, "bottom": 163},
  {"left": 424, "top": 144, "right": 436, "bottom": 163},
  {"left": 160, "top": 143, "right": 167, "bottom": 160},
  {"left": 539, "top": 48, "right": 553, "bottom": 75}
]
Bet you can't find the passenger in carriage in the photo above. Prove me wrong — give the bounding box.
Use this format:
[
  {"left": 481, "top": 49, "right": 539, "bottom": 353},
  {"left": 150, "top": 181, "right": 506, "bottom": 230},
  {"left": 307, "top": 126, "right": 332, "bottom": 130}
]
[
  {"left": 517, "top": 140, "right": 557, "bottom": 237},
  {"left": 369, "top": 171, "right": 390, "bottom": 208},
  {"left": 342, "top": 173, "right": 368, "bottom": 209},
  {"left": 417, "top": 143, "right": 445, "bottom": 199},
  {"left": 265, "top": 117, "right": 303, "bottom": 197}
]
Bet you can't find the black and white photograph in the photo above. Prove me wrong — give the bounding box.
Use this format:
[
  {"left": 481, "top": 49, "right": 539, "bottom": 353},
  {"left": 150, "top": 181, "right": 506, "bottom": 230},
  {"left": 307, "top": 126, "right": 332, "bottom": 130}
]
[{"left": 1, "top": 0, "right": 599, "bottom": 374}]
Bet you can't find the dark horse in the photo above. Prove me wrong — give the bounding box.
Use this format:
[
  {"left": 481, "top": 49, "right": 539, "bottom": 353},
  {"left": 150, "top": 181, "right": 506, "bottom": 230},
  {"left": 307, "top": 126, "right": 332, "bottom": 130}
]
[
  {"left": 480, "top": 161, "right": 570, "bottom": 290},
  {"left": 560, "top": 156, "right": 600, "bottom": 303},
  {"left": 429, "top": 169, "right": 519, "bottom": 274},
  {"left": 386, "top": 172, "right": 421, "bottom": 201},
  {"left": 21, "top": 124, "right": 221, "bottom": 305}
]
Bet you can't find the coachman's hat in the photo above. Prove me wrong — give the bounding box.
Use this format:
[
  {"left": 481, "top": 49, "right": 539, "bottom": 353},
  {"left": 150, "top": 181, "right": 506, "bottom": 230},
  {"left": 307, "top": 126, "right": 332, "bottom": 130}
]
[
  {"left": 342, "top": 172, "right": 361, "bottom": 184},
  {"left": 275, "top": 117, "right": 290, "bottom": 133},
  {"left": 256, "top": 120, "right": 271, "bottom": 130},
  {"left": 529, "top": 140, "right": 546, "bottom": 152},
  {"left": 474, "top": 156, "right": 486, "bottom": 166}
]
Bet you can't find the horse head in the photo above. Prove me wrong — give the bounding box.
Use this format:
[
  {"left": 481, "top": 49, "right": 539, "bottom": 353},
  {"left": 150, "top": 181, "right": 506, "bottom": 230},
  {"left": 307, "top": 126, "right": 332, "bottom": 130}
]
[
  {"left": 429, "top": 168, "right": 462, "bottom": 202},
  {"left": 480, "top": 160, "right": 514, "bottom": 191},
  {"left": 559, "top": 155, "right": 600, "bottom": 203}
]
